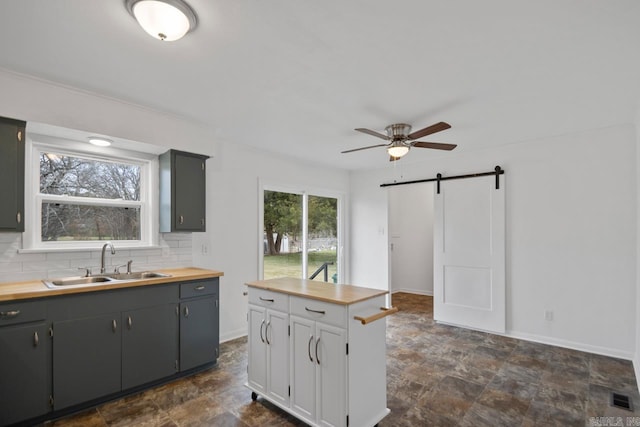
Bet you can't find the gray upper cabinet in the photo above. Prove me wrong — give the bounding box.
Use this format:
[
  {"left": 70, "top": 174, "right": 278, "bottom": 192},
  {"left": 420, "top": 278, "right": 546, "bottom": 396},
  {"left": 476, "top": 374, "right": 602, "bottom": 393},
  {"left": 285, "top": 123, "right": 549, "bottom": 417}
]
[
  {"left": 0, "top": 116, "right": 26, "bottom": 232},
  {"left": 160, "top": 149, "right": 209, "bottom": 232}
]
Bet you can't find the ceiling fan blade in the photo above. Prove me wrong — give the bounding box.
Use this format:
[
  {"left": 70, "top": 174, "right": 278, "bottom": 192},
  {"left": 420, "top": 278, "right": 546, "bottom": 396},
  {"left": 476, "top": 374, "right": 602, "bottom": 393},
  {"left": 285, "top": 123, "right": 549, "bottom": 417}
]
[
  {"left": 389, "top": 155, "right": 401, "bottom": 162},
  {"left": 412, "top": 141, "right": 457, "bottom": 151},
  {"left": 407, "top": 122, "right": 451, "bottom": 140},
  {"left": 355, "top": 128, "right": 389, "bottom": 140},
  {"left": 341, "top": 143, "right": 388, "bottom": 154}
]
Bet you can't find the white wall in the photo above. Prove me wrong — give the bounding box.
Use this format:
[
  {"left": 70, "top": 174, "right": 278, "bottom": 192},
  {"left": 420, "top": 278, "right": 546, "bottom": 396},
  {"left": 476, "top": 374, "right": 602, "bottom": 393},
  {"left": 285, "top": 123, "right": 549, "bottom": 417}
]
[
  {"left": 191, "top": 140, "right": 349, "bottom": 342},
  {"left": 388, "top": 183, "right": 434, "bottom": 295},
  {"left": 635, "top": 108, "right": 640, "bottom": 380},
  {"left": 351, "top": 124, "right": 637, "bottom": 359},
  {"left": 0, "top": 69, "right": 350, "bottom": 343},
  {"left": 0, "top": 69, "right": 216, "bottom": 157}
]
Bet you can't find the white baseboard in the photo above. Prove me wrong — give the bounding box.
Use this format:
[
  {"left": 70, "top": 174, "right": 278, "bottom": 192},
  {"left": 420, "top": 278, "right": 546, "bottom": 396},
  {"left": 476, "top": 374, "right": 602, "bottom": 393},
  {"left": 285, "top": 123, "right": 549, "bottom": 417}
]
[
  {"left": 391, "top": 288, "right": 433, "bottom": 296},
  {"left": 506, "top": 330, "right": 634, "bottom": 361},
  {"left": 220, "top": 328, "right": 247, "bottom": 344}
]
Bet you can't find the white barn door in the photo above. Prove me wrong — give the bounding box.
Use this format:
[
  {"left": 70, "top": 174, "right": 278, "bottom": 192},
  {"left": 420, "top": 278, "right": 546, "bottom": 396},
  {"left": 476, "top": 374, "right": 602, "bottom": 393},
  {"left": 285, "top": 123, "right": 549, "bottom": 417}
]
[{"left": 434, "top": 174, "right": 505, "bottom": 333}]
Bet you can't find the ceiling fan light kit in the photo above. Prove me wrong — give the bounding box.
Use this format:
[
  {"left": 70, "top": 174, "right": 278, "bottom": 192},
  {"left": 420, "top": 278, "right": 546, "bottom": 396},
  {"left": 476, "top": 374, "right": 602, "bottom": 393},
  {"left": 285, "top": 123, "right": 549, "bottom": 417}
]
[
  {"left": 387, "top": 143, "right": 409, "bottom": 158},
  {"left": 125, "top": 0, "right": 197, "bottom": 41},
  {"left": 343, "top": 120, "right": 456, "bottom": 161}
]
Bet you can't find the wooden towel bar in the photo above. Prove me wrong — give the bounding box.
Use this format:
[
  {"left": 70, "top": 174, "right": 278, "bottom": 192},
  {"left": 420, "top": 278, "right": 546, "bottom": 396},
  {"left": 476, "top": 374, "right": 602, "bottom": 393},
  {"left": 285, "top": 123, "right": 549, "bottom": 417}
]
[{"left": 353, "top": 306, "right": 398, "bottom": 325}]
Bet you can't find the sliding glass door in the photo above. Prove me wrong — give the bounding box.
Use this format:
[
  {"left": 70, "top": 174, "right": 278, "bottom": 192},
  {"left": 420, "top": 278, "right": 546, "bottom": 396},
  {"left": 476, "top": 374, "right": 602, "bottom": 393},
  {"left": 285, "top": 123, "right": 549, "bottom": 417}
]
[{"left": 262, "top": 188, "right": 340, "bottom": 282}]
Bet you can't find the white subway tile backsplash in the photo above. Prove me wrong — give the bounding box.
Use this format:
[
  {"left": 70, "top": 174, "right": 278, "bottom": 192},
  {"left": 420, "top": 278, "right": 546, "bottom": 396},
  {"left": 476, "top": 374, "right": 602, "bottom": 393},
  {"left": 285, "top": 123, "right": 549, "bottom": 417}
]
[
  {"left": 0, "top": 262, "right": 22, "bottom": 273},
  {"left": 0, "top": 271, "right": 48, "bottom": 283},
  {"left": 0, "top": 233, "right": 21, "bottom": 243},
  {"left": 23, "top": 260, "right": 71, "bottom": 272},
  {"left": 0, "top": 233, "right": 193, "bottom": 284},
  {"left": 47, "top": 251, "right": 91, "bottom": 261}
]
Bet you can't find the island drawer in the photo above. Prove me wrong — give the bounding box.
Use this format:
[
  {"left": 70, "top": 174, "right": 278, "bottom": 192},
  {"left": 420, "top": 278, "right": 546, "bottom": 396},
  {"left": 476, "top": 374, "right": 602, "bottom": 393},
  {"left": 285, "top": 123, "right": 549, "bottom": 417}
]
[
  {"left": 180, "top": 279, "right": 218, "bottom": 299},
  {"left": 0, "top": 299, "right": 46, "bottom": 326},
  {"left": 290, "top": 296, "right": 346, "bottom": 328},
  {"left": 248, "top": 288, "right": 288, "bottom": 312}
]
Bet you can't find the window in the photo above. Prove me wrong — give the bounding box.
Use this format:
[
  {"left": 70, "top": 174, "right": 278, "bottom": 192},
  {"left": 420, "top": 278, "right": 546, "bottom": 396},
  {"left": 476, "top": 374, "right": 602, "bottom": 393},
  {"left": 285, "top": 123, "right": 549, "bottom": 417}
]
[
  {"left": 24, "top": 138, "right": 158, "bottom": 250},
  {"left": 260, "top": 184, "right": 343, "bottom": 283}
]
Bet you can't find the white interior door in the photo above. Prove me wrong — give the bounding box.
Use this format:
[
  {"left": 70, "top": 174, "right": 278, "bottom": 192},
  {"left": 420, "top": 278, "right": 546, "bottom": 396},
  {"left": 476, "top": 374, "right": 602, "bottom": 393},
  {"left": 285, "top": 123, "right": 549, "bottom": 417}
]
[{"left": 434, "top": 175, "right": 505, "bottom": 333}]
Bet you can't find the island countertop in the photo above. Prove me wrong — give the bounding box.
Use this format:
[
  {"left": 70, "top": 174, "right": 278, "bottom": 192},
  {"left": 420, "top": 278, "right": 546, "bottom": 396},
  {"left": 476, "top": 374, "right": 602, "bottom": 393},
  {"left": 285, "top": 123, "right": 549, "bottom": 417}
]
[
  {"left": 246, "top": 277, "right": 387, "bottom": 305},
  {"left": 0, "top": 267, "right": 224, "bottom": 302}
]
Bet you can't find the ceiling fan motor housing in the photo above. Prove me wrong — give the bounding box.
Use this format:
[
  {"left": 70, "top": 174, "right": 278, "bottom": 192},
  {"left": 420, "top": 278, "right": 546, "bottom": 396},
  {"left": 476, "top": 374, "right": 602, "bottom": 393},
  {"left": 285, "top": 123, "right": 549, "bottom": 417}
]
[{"left": 385, "top": 123, "right": 412, "bottom": 141}]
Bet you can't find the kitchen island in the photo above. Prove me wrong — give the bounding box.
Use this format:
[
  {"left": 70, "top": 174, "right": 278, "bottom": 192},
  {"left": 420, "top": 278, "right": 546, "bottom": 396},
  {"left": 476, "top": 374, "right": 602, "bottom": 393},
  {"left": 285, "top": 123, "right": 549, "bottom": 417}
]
[{"left": 246, "top": 277, "right": 395, "bottom": 427}]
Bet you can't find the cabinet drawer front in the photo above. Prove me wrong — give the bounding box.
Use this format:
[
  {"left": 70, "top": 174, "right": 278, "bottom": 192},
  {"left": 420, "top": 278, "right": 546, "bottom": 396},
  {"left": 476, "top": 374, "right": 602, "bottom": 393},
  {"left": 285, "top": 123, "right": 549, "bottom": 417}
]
[
  {"left": 290, "top": 296, "right": 346, "bottom": 328},
  {"left": 180, "top": 280, "right": 218, "bottom": 299},
  {"left": 0, "top": 300, "right": 46, "bottom": 326},
  {"left": 248, "top": 288, "right": 288, "bottom": 312}
]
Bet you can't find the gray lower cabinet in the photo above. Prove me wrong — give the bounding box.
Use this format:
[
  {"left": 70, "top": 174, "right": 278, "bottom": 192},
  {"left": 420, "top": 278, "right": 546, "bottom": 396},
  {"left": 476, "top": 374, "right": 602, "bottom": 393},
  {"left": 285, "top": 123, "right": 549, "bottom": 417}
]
[
  {"left": 180, "top": 297, "right": 219, "bottom": 371},
  {"left": 1, "top": 278, "right": 219, "bottom": 426},
  {"left": 0, "top": 322, "right": 49, "bottom": 425},
  {"left": 53, "top": 313, "right": 122, "bottom": 410},
  {"left": 122, "top": 304, "right": 179, "bottom": 389},
  {"left": 179, "top": 279, "right": 219, "bottom": 371}
]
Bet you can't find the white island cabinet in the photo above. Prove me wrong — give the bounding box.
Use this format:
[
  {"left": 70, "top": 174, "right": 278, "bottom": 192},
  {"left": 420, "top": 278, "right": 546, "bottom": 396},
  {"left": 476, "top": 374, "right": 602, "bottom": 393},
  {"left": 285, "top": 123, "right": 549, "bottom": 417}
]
[{"left": 246, "top": 278, "right": 395, "bottom": 427}]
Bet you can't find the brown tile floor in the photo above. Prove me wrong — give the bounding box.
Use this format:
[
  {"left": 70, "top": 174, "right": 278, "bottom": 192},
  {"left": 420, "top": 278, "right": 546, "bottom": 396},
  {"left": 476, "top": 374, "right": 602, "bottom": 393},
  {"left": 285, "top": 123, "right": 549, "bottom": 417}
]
[{"left": 46, "top": 292, "right": 640, "bottom": 426}]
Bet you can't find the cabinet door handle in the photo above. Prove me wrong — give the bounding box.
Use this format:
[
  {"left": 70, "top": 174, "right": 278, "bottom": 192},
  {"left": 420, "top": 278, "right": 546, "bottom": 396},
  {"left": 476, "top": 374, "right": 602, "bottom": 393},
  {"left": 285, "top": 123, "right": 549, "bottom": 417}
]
[
  {"left": 194, "top": 285, "right": 206, "bottom": 291},
  {"left": 33, "top": 331, "right": 39, "bottom": 347},
  {"left": 184, "top": 306, "right": 189, "bottom": 317},
  {"left": 259, "top": 297, "right": 274, "bottom": 303},
  {"left": 17, "top": 129, "right": 23, "bottom": 142},
  {"left": 112, "top": 319, "right": 117, "bottom": 332},
  {"left": 315, "top": 338, "right": 321, "bottom": 365},
  {"left": 127, "top": 316, "right": 132, "bottom": 329},
  {"left": 259, "top": 319, "right": 265, "bottom": 343},
  {"left": 305, "top": 307, "right": 326, "bottom": 315},
  {"left": 265, "top": 321, "right": 271, "bottom": 345},
  {"left": 0, "top": 310, "right": 20, "bottom": 318},
  {"left": 179, "top": 215, "right": 184, "bottom": 225},
  {"left": 16, "top": 212, "right": 21, "bottom": 224},
  {"left": 308, "top": 335, "right": 314, "bottom": 363}
]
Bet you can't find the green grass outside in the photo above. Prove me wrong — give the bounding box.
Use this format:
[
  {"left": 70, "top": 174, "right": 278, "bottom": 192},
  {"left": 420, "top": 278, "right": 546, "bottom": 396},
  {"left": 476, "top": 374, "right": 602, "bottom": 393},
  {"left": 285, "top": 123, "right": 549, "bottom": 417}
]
[{"left": 264, "top": 250, "right": 338, "bottom": 282}]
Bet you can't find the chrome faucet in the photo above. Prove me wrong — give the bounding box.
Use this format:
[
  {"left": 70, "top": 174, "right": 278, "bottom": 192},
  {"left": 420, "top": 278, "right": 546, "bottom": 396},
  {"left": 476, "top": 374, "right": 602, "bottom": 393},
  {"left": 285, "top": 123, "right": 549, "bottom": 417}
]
[{"left": 100, "top": 242, "right": 116, "bottom": 274}]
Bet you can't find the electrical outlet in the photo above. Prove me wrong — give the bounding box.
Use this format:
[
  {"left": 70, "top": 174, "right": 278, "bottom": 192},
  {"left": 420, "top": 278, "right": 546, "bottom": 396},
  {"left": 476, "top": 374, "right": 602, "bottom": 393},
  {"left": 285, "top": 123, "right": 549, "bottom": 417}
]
[
  {"left": 544, "top": 310, "right": 554, "bottom": 321},
  {"left": 201, "top": 244, "right": 208, "bottom": 254}
]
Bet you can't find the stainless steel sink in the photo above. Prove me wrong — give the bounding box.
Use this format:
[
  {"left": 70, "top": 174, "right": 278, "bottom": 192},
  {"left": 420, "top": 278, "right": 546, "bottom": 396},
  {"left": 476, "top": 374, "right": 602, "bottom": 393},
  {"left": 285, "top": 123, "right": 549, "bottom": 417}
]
[
  {"left": 43, "top": 271, "right": 172, "bottom": 288},
  {"left": 44, "top": 276, "right": 115, "bottom": 287},
  {"left": 107, "top": 271, "right": 172, "bottom": 280}
]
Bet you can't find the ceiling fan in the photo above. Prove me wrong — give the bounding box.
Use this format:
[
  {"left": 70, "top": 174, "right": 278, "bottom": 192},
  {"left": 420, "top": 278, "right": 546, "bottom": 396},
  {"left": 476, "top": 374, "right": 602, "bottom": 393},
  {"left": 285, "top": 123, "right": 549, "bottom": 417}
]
[{"left": 343, "top": 121, "right": 456, "bottom": 161}]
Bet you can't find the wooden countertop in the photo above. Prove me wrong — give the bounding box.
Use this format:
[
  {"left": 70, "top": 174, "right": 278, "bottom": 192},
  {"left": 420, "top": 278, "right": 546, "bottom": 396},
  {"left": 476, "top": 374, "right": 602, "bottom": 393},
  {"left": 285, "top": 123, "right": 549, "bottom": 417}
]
[
  {"left": 245, "top": 277, "right": 387, "bottom": 305},
  {"left": 0, "top": 267, "right": 224, "bottom": 302}
]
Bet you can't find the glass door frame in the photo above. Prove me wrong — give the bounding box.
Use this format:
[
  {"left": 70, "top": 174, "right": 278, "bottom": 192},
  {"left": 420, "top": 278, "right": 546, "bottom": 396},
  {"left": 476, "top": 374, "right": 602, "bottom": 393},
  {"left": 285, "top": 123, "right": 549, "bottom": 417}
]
[{"left": 258, "top": 181, "right": 345, "bottom": 282}]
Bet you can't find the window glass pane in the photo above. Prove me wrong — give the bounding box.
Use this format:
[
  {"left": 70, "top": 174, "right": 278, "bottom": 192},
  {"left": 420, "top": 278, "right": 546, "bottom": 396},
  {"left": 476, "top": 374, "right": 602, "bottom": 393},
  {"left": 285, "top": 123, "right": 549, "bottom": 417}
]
[
  {"left": 263, "top": 191, "right": 303, "bottom": 279},
  {"left": 40, "top": 153, "right": 140, "bottom": 201},
  {"left": 41, "top": 203, "right": 140, "bottom": 241},
  {"left": 308, "top": 195, "right": 338, "bottom": 282}
]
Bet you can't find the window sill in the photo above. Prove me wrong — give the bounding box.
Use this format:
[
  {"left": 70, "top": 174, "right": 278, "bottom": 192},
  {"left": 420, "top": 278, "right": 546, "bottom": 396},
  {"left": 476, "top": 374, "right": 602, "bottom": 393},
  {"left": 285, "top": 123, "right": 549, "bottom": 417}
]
[{"left": 18, "top": 245, "right": 164, "bottom": 254}]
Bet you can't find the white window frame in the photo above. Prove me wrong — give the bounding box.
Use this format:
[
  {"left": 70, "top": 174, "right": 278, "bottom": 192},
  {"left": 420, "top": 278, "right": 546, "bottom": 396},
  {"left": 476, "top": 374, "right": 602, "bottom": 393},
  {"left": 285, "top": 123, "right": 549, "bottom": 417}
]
[
  {"left": 258, "top": 180, "right": 346, "bottom": 283},
  {"left": 23, "top": 134, "right": 159, "bottom": 251}
]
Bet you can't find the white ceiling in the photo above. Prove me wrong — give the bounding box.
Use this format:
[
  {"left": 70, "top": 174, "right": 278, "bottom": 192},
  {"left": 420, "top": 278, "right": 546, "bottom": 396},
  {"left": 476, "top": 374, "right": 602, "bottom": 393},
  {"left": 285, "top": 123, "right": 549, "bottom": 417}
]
[{"left": 0, "top": 0, "right": 639, "bottom": 170}]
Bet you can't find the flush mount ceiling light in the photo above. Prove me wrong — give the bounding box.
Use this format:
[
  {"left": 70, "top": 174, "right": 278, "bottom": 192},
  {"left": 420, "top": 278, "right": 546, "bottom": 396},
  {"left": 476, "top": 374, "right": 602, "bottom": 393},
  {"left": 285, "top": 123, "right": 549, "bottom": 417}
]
[
  {"left": 88, "top": 136, "right": 112, "bottom": 147},
  {"left": 125, "top": 0, "right": 197, "bottom": 41}
]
